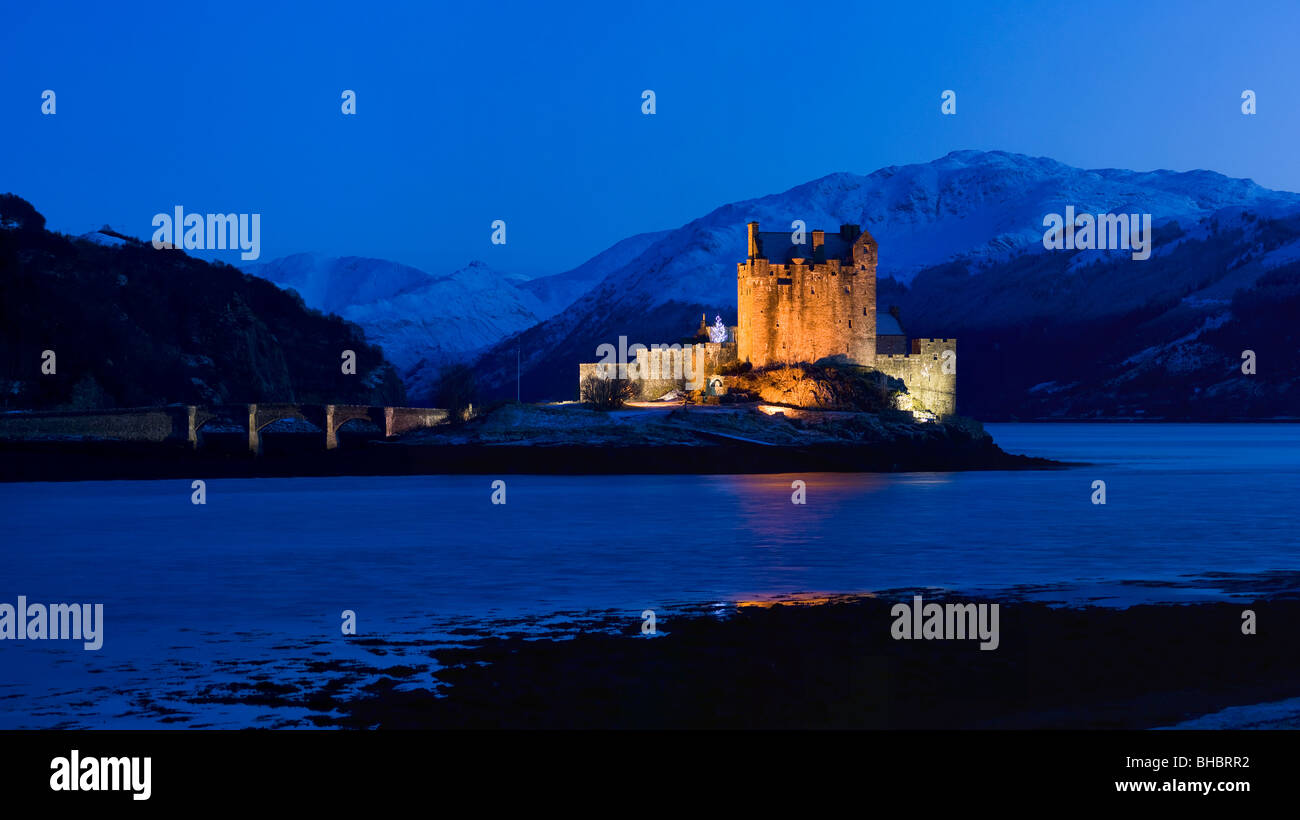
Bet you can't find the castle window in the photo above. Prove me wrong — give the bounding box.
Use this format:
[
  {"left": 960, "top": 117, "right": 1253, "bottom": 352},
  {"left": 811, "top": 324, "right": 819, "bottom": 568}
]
[
  {"left": 862, "top": 307, "right": 867, "bottom": 315},
  {"left": 848, "top": 320, "right": 852, "bottom": 328}
]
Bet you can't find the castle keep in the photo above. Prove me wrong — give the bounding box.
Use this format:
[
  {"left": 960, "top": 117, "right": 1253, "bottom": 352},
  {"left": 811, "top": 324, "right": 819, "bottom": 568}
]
[
  {"left": 736, "top": 221, "right": 957, "bottom": 416},
  {"left": 738, "top": 223, "right": 877, "bottom": 367},
  {"left": 577, "top": 221, "right": 958, "bottom": 417}
]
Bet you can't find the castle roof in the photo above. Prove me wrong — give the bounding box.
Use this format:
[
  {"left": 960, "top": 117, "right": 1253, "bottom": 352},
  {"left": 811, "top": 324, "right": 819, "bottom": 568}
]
[
  {"left": 877, "top": 312, "right": 904, "bottom": 336},
  {"left": 755, "top": 231, "right": 855, "bottom": 264}
]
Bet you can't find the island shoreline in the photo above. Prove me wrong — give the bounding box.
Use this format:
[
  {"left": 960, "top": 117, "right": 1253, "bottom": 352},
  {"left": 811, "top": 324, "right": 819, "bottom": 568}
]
[{"left": 0, "top": 437, "right": 1066, "bottom": 483}]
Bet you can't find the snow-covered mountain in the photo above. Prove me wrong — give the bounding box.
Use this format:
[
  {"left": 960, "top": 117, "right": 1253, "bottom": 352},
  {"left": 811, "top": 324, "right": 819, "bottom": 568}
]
[
  {"left": 241, "top": 255, "right": 536, "bottom": 400},
  {"left": 516, "top": 229, "right": 670, "bottom": 312},
  {"left": 244, "top": 253, "right": 438, "bottom": 316},
  {"left": 341, "top": 261, "right": 545, "bottom": 400},
  {"left": 470, "top": 150, "right": 1300, "bottom": 417},
  {"left": 239, "top": 150, "right": 1300, "bottom": 417},
  {"left": 483, "top": 150, "right": 1300, "bottom": 317},
  {"left": 243, "top": 248, "right": 626, "bottom": 401}
]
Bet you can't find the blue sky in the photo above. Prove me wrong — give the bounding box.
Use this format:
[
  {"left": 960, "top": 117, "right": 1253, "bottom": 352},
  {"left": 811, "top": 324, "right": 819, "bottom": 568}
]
[{"left": 3, "top": 0, "right": 1297, "bottom": 275}]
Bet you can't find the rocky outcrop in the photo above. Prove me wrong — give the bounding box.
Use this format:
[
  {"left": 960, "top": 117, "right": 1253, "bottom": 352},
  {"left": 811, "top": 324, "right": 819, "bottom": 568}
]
[{"left": 719, "top": 363, "right": 898, "bottom": 412}]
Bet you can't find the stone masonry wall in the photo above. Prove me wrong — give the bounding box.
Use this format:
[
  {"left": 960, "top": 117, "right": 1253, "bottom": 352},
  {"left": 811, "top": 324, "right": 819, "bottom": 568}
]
[
  {"left": 578, "top": 343, "right": 738, "bottom": 400},
  {"left": 874, "top": 338, "right": 958, "bottom": 417}
]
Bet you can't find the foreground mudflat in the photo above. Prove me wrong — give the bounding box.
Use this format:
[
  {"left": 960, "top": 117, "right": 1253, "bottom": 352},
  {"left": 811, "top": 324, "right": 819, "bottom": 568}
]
[{"left": 168, "top": 588, "right": 1300, "bottom": 730}]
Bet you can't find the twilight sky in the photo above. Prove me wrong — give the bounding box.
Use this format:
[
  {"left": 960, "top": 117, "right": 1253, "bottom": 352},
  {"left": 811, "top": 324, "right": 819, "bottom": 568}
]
[{"left": 3, "top": 0, "right": 1296, "bottom": 276}]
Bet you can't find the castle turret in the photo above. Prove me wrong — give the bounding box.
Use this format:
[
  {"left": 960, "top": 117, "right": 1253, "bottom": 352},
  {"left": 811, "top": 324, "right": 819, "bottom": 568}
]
[{"left": 747, "top": 221, "right": 761, "bottom": 259}]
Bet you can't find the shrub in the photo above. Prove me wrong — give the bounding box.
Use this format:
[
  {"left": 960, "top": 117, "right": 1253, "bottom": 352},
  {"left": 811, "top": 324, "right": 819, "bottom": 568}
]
[{"left": 581, "top": 373, "right": 635, "bottom": 410}]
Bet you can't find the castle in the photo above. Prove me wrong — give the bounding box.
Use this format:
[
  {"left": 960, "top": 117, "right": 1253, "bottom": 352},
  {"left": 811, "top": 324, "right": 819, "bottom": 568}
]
[{"left": 578, "top": 221, "right": 958, "bottom": 418}]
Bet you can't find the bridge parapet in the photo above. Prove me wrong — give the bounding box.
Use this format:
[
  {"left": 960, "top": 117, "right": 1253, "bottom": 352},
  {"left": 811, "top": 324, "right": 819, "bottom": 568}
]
[
  {"left": 0, "top": 405, "right": 195, "bottom": 445},
  {"left": 0, "top": 403, "right": 449, "bottom": 454},
  {"left": 384, "top": 407, "right": 448, "bottom": 437}
]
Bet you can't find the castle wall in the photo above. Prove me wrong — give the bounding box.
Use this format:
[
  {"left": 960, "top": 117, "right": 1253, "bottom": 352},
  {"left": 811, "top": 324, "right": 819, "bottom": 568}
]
[
  {"left": 874, "top": 339, "right": 958, "bottom": 418},
  {"left": 577, "top": 343, "right": 738, "bottom": 400},
  {"left": 635, "top": 345, "right": 695, "bottom": 399}
]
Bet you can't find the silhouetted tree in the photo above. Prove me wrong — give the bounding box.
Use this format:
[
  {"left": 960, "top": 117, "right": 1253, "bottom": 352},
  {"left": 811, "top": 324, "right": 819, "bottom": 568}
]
[
  {"left": 437, "top": 363, "right": 478, "bottom": 422},
  {"left": 0, "top": 194, "right": 45, "bottom": 232}
]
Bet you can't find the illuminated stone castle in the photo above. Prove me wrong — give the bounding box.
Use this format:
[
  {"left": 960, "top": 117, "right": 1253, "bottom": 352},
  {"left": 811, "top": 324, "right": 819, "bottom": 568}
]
[
  {"left": 577, "top": 221, "right": 958, "bottom": 417},
  {"left": 736, "top": 221, "right": 958, "bottom": 416}
]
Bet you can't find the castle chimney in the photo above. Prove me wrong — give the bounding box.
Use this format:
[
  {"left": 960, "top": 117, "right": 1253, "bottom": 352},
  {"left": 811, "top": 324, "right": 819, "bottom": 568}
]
[
  {"left": 811, "top": 230, "right": 824, "bottom": 250},
  {"left": 747, "top": 222, "right": 761, "bottom": 259}
]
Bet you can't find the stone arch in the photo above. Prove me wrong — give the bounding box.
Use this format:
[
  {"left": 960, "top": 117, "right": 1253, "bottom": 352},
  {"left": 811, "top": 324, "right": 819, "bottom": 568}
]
[
  {"left": 323, "top": 405, "right": 384, "bottom": 449},
  {"left": 247, "top": 403, "right": 315, "bottom": 454}
]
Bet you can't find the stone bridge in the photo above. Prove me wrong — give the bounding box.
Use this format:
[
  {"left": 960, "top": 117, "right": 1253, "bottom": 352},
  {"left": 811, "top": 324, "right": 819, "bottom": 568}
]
[{"left": 0, "top": 404, "right": 449, "bottom": 454}]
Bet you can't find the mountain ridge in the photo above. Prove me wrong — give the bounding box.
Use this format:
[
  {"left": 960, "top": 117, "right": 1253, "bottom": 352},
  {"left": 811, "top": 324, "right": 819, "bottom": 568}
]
[{"left": 462, "top": 150, "right": 1300, "bottom": 417}]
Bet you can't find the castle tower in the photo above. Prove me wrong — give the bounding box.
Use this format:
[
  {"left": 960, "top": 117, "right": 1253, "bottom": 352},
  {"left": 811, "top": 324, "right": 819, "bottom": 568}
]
[{"left": 736, "top": 221, "right": 878, "bottom": 368}]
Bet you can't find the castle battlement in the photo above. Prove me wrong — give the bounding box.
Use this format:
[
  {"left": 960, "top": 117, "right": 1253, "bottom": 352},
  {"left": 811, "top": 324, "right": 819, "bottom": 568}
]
[
  {"left": 910, "top": 338, "right": 958, "bottom": 355},
  {"left": 741, "top": 261, "right": 855, "bottom": 282}
]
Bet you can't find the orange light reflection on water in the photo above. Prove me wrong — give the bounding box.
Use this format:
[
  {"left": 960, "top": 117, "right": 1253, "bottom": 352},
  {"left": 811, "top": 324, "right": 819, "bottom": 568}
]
[
  {"left": 735, "top": 591, "right": 878, "bottom": 608},
  {"left": 702, "top": 472, "right": 952, "bottom": 606}
]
